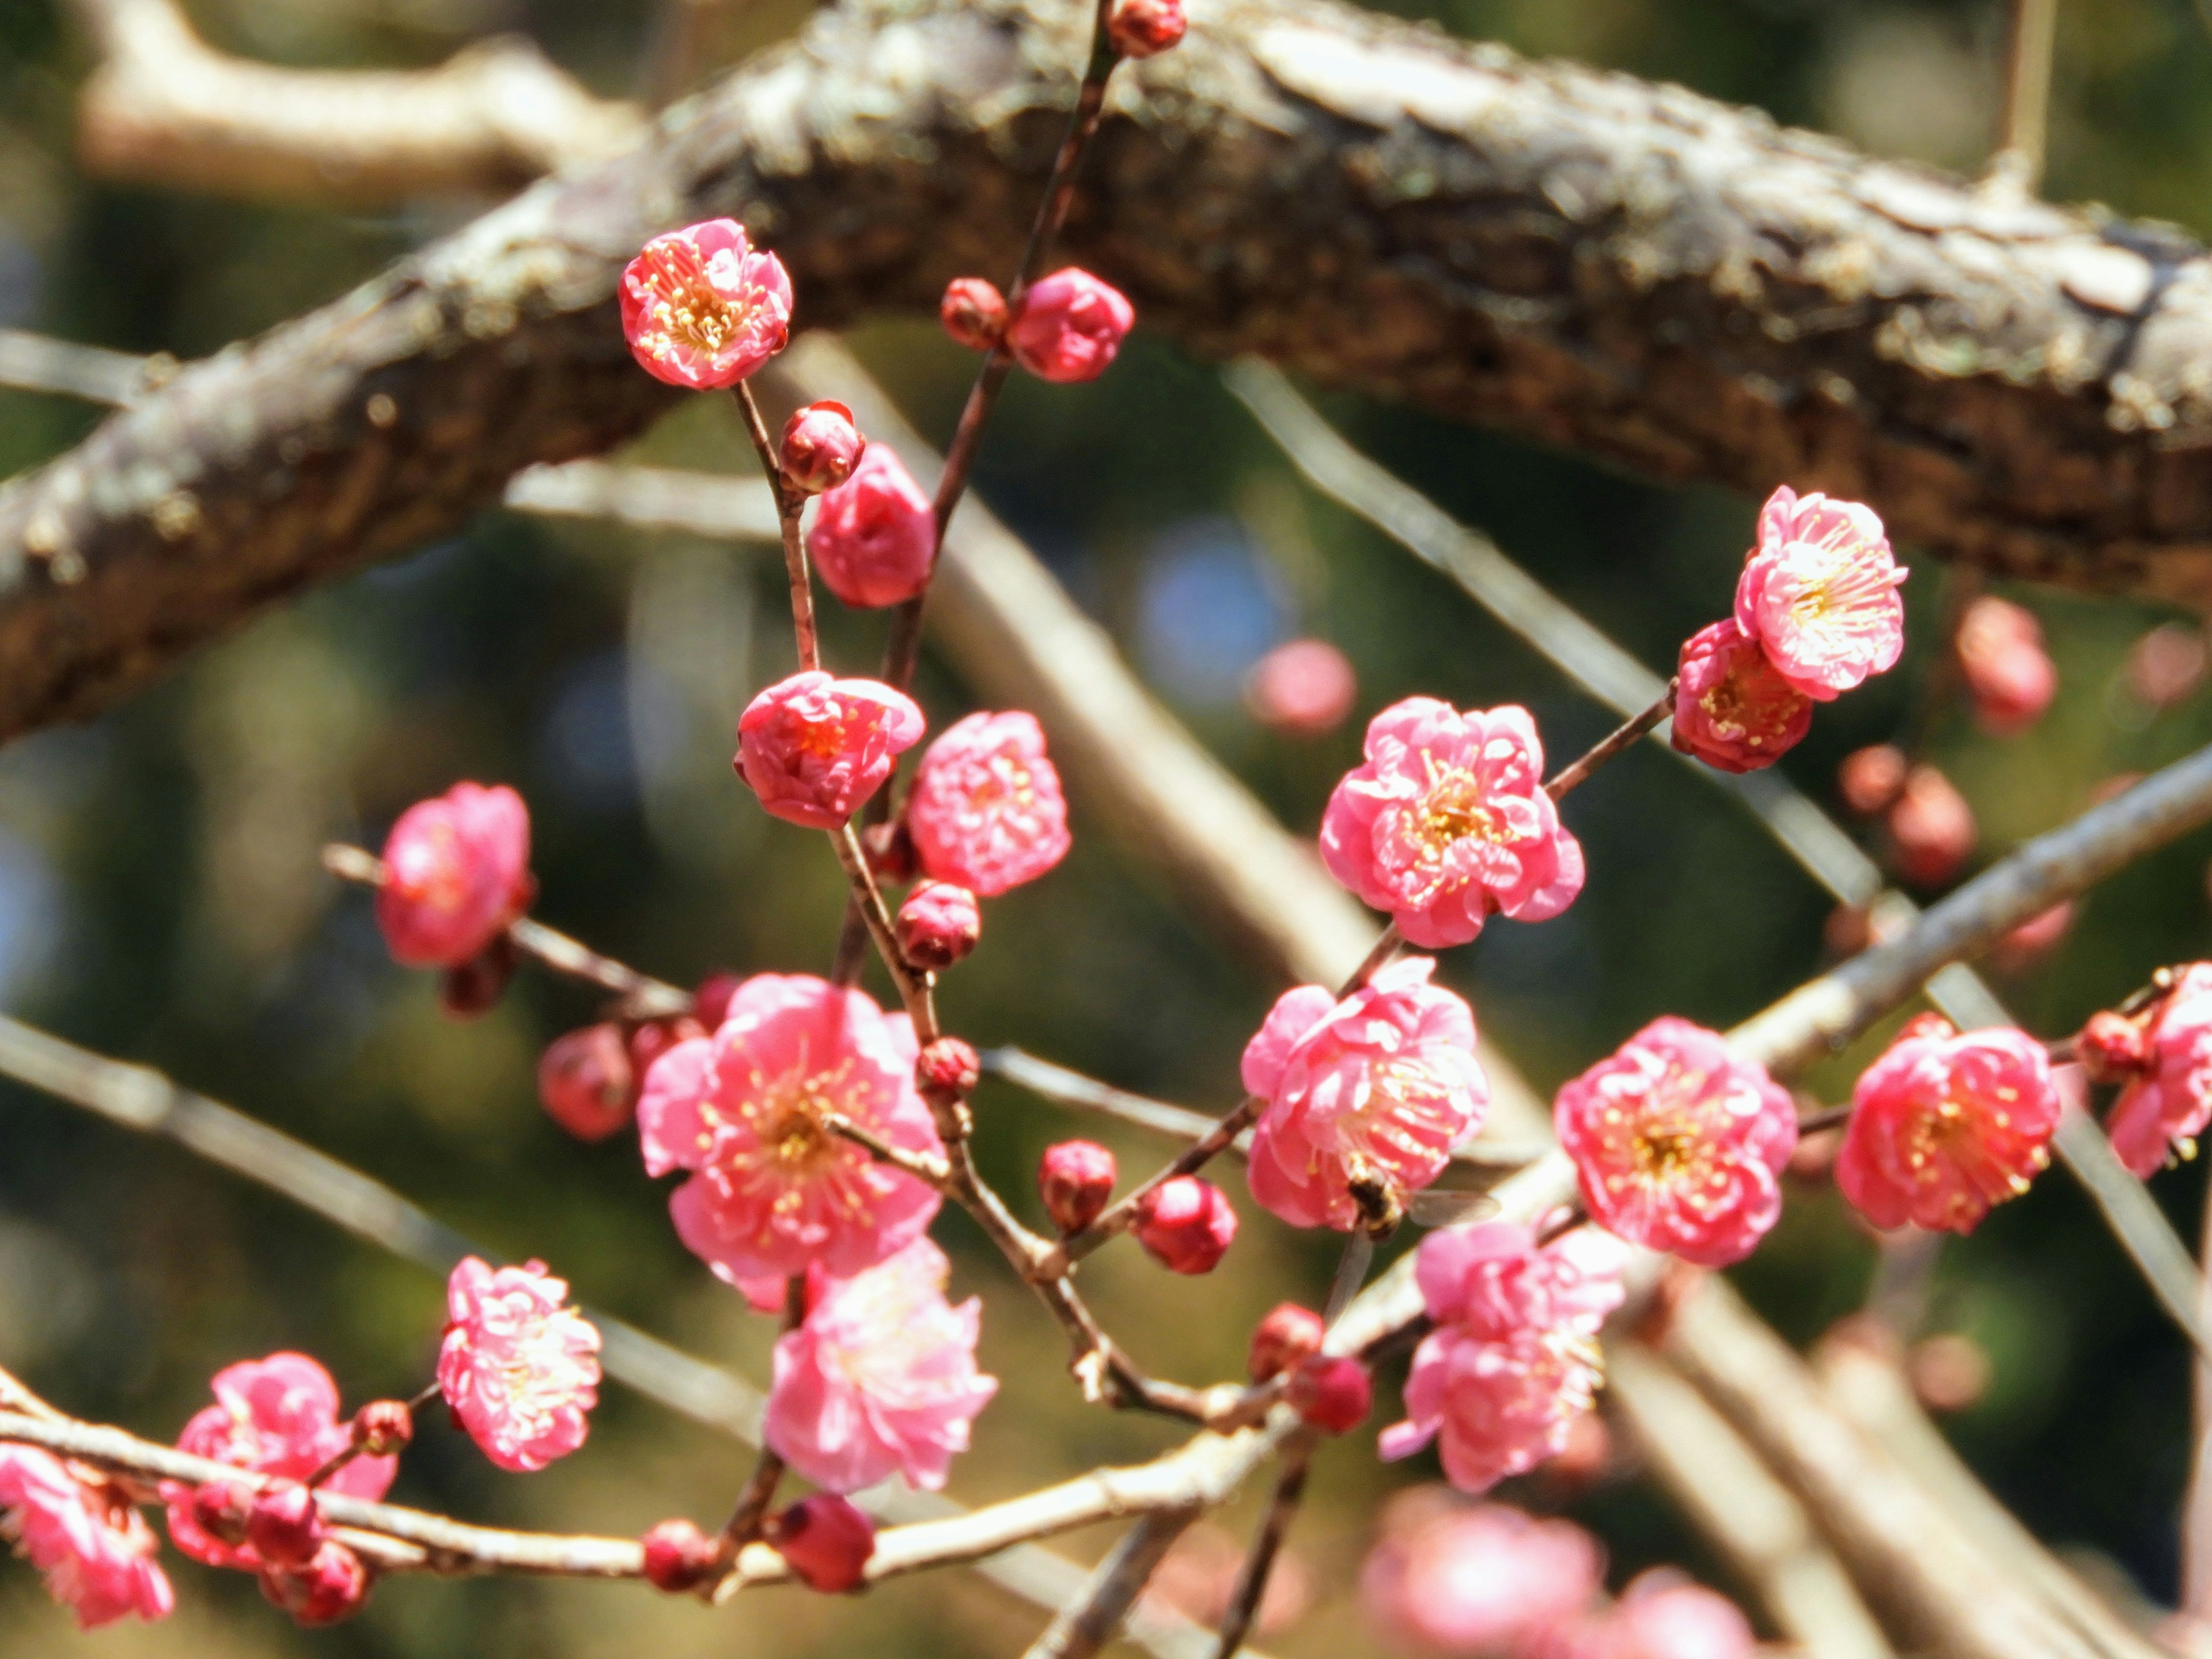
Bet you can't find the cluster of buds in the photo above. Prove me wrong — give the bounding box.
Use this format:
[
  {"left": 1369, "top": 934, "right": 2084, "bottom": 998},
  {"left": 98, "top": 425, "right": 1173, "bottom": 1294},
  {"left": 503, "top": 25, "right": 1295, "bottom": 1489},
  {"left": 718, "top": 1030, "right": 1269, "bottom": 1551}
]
[
  {"left": 938, "top": 268, "right": 1137, "bottom": 383},
  {"left": 535, "top": 973, "right": 737, "bottom": 1142},
  {"left": 1837, "top": 744, "right": 1979, "bottom": 889}
]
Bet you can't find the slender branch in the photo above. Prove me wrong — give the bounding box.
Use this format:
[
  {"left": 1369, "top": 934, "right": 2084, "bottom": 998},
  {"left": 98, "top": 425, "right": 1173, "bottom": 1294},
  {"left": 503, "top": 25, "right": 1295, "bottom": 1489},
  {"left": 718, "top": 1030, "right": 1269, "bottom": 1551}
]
[
  {"left": 1989, "top": 0, "right": 2059, "bottom": 195},
  {"left": 823, "top": 1112, "right": 953, "bottom": 1186},
  {"left": 827, "top": 823, "right": 937, "bottom": 1039},
  {"left": 983, "top": 1048, "right": 1225, "bottom": 1143},
  {"left": 722, "top": 1282, "right": 804, "bottom": 1547},
  {"left": 732, "top": 382, "right": 820, "bottom": 673},
  {"left": 1021, "top": 1510, "right": 1202, "bottom": 1659},
  {"left": 1210, "top": 1436, "right": 1314, "bottom": 1659},
  {"left": 1334, "top": 923, "right": 1402, "bottom": 998},
  {"left": 1543, "top": 683, "right": 1676, "bottom": 802}
]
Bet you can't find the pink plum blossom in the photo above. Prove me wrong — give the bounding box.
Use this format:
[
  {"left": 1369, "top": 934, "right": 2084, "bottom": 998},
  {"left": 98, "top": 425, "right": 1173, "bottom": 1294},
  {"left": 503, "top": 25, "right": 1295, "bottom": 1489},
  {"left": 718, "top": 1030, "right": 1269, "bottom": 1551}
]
[
  {"left": 1836, "top": 1014, "right": 2059, "bottom": 1234},
  {"left": 763, "top": 1237, "right": 998, "bottom": 1493},
  {"left": 1554, "top": 1017, "right": 1796, "bottom": 1268},
  {"left": 1240, "top": 956, "right": 1490, "bottom": 1230},
  {"left": 735, "top": 671, "right": 925, "bottom": 830},
  {"left": 260, "top": 1540, "right": 370, "bottom": 1627},
  {"left": 1359, "top": 1493, "right": 1601, "bottom": 1657},
  {"left": 2105, "top": 964, "right": 2212, "bottom": 1176},
  {"left": 1669, "top": 621, "right": 1811, "bottom": 774},
  {"left": 375, "top": 782, "right": 531, "bottom": 968},
  {"left": 438, "top": 1257, "right": 602, "bottom": 1473},
  {"left": 1957, "top": 595, "right": 2056, "bottom": 737},
  {"left": 1246, "top": 638, "right": 1358, "bottom": 737},
  {"left": 638, "top": 973, "right": 944, "bottom": 1283},
  {"left": 0, "top": 1446, "right": 173, "bottom": 1628},
  {"left": 1733, "top": 486, "right": 1906, "bottom": 700},
  {"left": 1006, "top": 268, "right": 1135, "bottom": 383},
  {"left": 806, "top": 445, "right": 937, "bottom": 609},
  {"left": 1887, "top": 764, "right": 1977, "bottom": 888},
  {"left": 619, "top": 219, "right": 792, "bottom": 390},
  {"left": 906, "top": 710, "right": 1072, "bottom": 896},
  {"left": 1319, "top": 699, "right": 1584, "bottom": 949},
  {"left": 164, "top": 1353, "right": 396, "bottom": 1570},
  {"left": 1380, "top": 1222, "right": 1626, "bottom": 1495},
  {"left": 1571, "top": 1571, "right": 1758, "bottom": 1659}
]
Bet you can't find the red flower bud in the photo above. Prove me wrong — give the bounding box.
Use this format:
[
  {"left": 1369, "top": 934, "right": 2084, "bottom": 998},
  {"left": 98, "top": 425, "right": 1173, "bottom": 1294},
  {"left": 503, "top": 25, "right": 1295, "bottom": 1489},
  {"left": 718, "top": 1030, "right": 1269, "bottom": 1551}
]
[
  {"left": 693, "top": 971, "right": 743, "bottom": 1028},
  {"left": 537, "top": 1023, "right": 638, "bottom": 1142},
  {"left": 628, "top": 1015, "right": 708, "bottom": 1079},
  {"left": 438, "top": 933, "right": 518, "bottom": 1018},
  {"left": 916, "top": 1037, "right": 981, "bottom": 1101},
  {"left": 1246, "top": 1302, "right": 1324, "bottom": 1382},
  {"left": 766, "top": 1494, "right": 876, "bottom": 1593},
  {"left": 1132, "top": 1176, "right": 1236, "bottom": 1274},
  {"left": 861, "top": 820, "right": 917, "bottom": 884},
  {"left": 940, "top": 277, "right": 1008, "bottom": 353},
  {"left": 352, "top": 1399, "right": 415, "bottom": 1459},
  {"left": 779, "top": 400, "right": 867, "bottom": 495},
  {"left": 898, "top": 881, "right": 982, "bottom": 971},
  {"left": 1887, "top": 765, "right": 1976, "bottom": 889},
  {"left": 1286, "top": 1355, "right": 1371, "bottom": 1434},
  {"left": 1838, "top": 744, "right": 1908, "bottom": 816},
  {"left": 260, "top": 1541, "right": 370, "bottom": 1627},
  {"left": 642, "top": 1518, "right": 724, "bottom": 1593},
  {"left": 1039, "top": 1140, "right": 1117, "bottom": 1234},
  {"left": 1109, "top": 0, "right": 1186, "bottom": 57},
  {"left": 245, "top": 1483, "right": 325, "bottom": 1570},
  {"left": 190, "top": 1479, "right": 252, "bottom": 1547},
  {"left": 2078, "top": 1009, "right": 2154, "bottom": 1084}
]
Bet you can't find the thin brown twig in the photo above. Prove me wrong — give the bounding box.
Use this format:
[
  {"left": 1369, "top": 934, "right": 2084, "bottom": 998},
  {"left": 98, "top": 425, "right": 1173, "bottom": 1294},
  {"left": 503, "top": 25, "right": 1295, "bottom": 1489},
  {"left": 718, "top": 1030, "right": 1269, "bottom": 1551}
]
[
  {"left": 722, "top": 1282, "right": 804, "bottom": 1547},
  {"left": 1210, "top": 1435, "right": 1315, "bottom": 1659},
  {"left": 1021, "top": 1509, "right": 1202, "bottom": 1659},
  {"left": 1544, "top": 684, "right": 1676, "bottom": 802},
  {"left": 732, "top": 381, "right": 819, "bottom": 673},
  {"left": 823, "top": 1112, "right": 953, "bottom": 1185},
  {"left": 1335, "top": 924, "right": 1402, "bottom": 998}
]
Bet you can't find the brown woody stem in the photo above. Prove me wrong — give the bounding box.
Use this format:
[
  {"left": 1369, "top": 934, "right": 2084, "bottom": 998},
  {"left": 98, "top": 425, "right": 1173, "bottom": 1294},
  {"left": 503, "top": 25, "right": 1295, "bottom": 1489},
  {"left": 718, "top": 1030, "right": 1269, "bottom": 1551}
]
[
  {"left": 733, "top": 382, "right": 819, "bottom": 675},
  {"left": 1544, "top": 684, "right": 1676, "bottom": 803}
]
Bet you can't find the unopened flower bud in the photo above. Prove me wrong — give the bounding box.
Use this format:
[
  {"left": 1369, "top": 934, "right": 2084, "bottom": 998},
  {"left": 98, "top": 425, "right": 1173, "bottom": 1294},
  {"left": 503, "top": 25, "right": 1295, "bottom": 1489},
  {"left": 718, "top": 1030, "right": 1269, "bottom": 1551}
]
[
  {"left": 1109, "top": 0, "right": 1186, "bottom": 57},
  {"left": 1957, "top": 596, "right": 2055, "bottom": 737},
  {"left": 1887, "top": 765, "right": 1976, "bottom": 888},
  {"left": 898, "top": 881, "right": 982, "bottom": 971},
  {"left": 940, "top": 277, "right": 1008, "bottom": 353},
  {"left": 642, "top": 1518, "right": 724, "bottom": 1593},
  {"left": 2078, "top": 1009, "right": 2154, "bottom": 1083},
  {"left": 861, "top": 820, "right": 917, "bottom": 884},
  {"left": 352, "top": 1399, "right": 415, "bottom": 1459},
  {"left": 692, "top": 971, "right": 743, "bottom": 1028},
  {"left": 1247, "top": 1302, "right": 1324, "bottom": 1382},
  {"left": 1907, "top": 1332, "right": 1991, "bottom": 1414},
  {"left": 1039, "top": 1140, "right": 1116, "bottom": 1234},
  {"left": 1132, "top": 1176, "right": 1237, "bottom": 1274},
  {"left": 916, "top": 1037, "right": 981, "bottom": 1102},
  {"left": 190, "top": 1479, "right": 252, "bottom": 1547},
  {"left": 1838, "top": 744, "right": 1907, "bottom": 816},
  {"left": 438, "top": 934, "right": 518, "bottom": 1018},
  {"left": 2130, "top": 623, "right": 2207, "bottom": 710},
  {"left": 537, "top": 1023, "right": 637, "bottom": 1142},
  {"left": 1007, "top": 268, "right": 1135, "bottom": 384},
  {"left": 628, "top": 1016, "right": 707, "bottom": 1080},
  {"left": 260, "top": 1540, "right": 370, "bottom": 1627},
  {"left": 779, "top": 400, "right": 866, "bottom": 495},
  {"left": 245, "top": 1483, "right": 325, "bottom": 1570},
  {"left": 1286, "top": 1355, "right": 1371, "bottom": 1434},
  {"left": 1246, "top": 639, "right": 1357, "bottom": 737},
  {"left": 766, "top": 1494, "right": 876, "bottom": 1593}
]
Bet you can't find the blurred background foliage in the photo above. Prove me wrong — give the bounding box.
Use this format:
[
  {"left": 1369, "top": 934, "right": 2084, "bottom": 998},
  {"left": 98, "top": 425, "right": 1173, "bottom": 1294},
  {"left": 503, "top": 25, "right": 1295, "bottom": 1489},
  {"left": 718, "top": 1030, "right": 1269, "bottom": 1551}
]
[{"left": 2, "top": 0, "right": 2212, "bottom": 1652}]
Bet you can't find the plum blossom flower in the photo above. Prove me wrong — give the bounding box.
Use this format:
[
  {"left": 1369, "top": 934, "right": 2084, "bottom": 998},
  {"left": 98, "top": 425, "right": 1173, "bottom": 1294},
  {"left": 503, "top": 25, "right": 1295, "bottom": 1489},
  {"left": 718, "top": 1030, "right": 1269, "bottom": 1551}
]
[
  {"left": 763, "top": 1238, "right": 998, "bottom": 1493},
  {"left": 1733, "top": 486, "right": 1906, "bottom": 699},
  {"left": 438, "top": 1257, "right": 602, "bottom": 1473},
  {"left": 536, "top": 1024, "right": 637, "bottom": 1142},
  {"left": 1246, "top": 638, "right": 1358, "bottom": 737},
  {"left": 2104, "top": 964, "right": 2212, "bottom": 1176},
  {"left": 1563, "top": 1570, "right": 1758, "bottom": 1659},
  {"left": 638, "top": 974, "right": 944, "bottom": 1283},
  {"left": 0, "top": 1446, "right": 173, "bottom": 1628},
  {"left": 620, "top": 219, "right": 792, "bottom": 390},
  {"left": 1957, "top": 595, "right": 2055, "bottom": 736},
  {"left": 1554, "top": 1017, "right": 1796, "bottom": 1268},
  {"left": 1039, "top": 1139, "right": 1116, "bottom": 1234},
  {"left": 806, "top": 445, "right": 937, "bottom": 609},
  {"left": 906, "top": 711, "right": 1072, "bottom": 896},
  {"left": 1887, "top": 764, "right": 1976, "bottom": 888},
  {"left": 1240, "top": 956, "right": 1490, "bottom": 1230},
  {"left": 735, "top": 671, "right": 925, "bottom": 830},
  {"left": 1006, "top": 268, "right": 1135, "bottom": 383},
  {"left": 1380, "top": 1222, "right": 1626, "bottom": 1495},
  {"left": 1836, "top": 1014, "right": 2059, "bottom": 1233},
  {"left": 1319, "top": 699, "right": 1584, "bottom": 949},
  {"left": 164, "top": 1353, "right": 396, "bottom": 1570},
  {"left": 375, "top": 782, "right": 531, "bottom": 968},
  {"left": 1358, "top": 1491, "right": 1601, "bottom": 1657},
  {"left": 1669, "top": 621, "right": 1811, "bottom": 774},
  {"left": 260, "top": 1540, "right": 370, "bottom": 1627}
]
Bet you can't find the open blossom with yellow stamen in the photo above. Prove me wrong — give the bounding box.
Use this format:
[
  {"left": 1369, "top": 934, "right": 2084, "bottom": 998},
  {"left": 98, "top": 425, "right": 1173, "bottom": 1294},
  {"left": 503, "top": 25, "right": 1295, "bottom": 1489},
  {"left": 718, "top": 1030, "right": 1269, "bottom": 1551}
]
[
  {"left": 637, "top": 974, "right": 944, "bottom": 1283},
  {"left": 437, "top": 1257, "right": 601, "bottom": 1473},
  {"left": 375, "top": 782, "right": 531, "bottom": 968},
  {"left": 1320, "top": 699, "right": 1584, "bottom": 949},
  {"left": 734, "top": 671, "right": 925, "bottom": 830},
  {"left": 763, "top": 1237, "right": 997, "bottom": 1493},
  {"left": 619, "top": 219, "right": 792, "bottom": 390},
  {"left": 1835, "top": 1013, "right": 2058, "bottom": 1234},
  {"left": 1670, "top": 621, "right": 1812, "bottom": 775},
  {"left": 1240, "top": 955, "right": 1489, "bottom": 1231},
  {"left": 1733, "top": 486, "right": 1906, "bottom": 700},
  {"left": 2099, "top": 963, "right": 2212, "bottom": 1177},
  {"left": 1554, "top": 1017, "right": 1796, "bottom": 1267}
]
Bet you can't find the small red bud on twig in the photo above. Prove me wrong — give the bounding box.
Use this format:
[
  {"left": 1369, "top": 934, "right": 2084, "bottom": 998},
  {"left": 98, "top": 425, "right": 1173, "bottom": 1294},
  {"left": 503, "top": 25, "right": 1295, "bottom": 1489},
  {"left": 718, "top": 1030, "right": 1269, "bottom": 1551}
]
[
  {"left": 940, "top": 278, "right": 1007, "bottom": 353},
  {"left": 1246, "top": 1303, "right": 1323, "bottom": 1382},
  {"left": 765, "top": 1494, "right": 876, "bottom": 1592},
  {"left": 642, "top": 1518, "right": 724, "bottom": 1593},
  {"left": 1039, "top": 1140, "right": 1116, "bottom": 1234}
]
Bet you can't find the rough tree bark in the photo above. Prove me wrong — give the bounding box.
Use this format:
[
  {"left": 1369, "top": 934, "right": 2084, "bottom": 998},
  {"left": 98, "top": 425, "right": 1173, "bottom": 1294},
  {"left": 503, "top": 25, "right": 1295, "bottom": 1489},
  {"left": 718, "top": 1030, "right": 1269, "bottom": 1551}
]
[{"left": 11, "top": 0, "right": 2212, "bottom": 742}]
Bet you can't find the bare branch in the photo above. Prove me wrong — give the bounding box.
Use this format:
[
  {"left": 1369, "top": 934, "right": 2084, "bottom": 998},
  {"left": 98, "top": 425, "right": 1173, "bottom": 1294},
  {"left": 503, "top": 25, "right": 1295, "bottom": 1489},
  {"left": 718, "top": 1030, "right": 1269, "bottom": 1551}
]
[{"left": 1021, "top": 1511, "right": 1202, "bottom": 1659}]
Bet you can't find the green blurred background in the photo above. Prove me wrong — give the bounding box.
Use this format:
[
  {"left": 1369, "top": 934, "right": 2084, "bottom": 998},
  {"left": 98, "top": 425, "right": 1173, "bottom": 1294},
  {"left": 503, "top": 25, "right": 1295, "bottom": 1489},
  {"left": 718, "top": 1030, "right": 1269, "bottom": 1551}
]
[{"left": 5, "top": 0, "right": 2212, "bottom": 1652}]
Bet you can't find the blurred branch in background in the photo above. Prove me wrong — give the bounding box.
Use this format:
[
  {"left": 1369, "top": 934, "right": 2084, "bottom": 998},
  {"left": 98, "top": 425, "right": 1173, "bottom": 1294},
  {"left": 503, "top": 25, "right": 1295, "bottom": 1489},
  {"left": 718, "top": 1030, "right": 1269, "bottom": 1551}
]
[
  {"left": 10, "top": 0, "right": 2212, "bottom": 756},
  {"left": 1988, "top": 0, "right": 2059, "bottom": 195}
]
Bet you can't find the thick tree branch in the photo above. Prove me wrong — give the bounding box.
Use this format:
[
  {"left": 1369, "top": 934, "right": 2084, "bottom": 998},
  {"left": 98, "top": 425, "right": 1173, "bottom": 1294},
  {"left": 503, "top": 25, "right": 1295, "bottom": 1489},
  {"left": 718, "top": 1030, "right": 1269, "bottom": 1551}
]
[{"left": 17, "top": 0, "right": 2212, "bottom": 740}]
